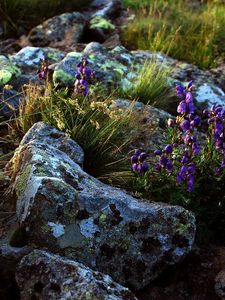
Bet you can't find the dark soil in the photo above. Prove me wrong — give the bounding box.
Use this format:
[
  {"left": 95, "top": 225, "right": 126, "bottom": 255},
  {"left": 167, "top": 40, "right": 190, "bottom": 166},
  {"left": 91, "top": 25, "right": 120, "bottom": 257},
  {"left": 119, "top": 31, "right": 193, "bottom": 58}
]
[{"left": 137, "top": 245, "right": 224, "bottom": 300}]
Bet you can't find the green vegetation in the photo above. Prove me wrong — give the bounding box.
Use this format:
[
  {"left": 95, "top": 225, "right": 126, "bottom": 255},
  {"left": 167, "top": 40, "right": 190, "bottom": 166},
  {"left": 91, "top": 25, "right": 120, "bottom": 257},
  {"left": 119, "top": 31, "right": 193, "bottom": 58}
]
[
  {"left": 120, "top": 60, "right": 171, "bottom": 108},
  {"left": 16, "top": 83, "right": 134, "bottom": 182},
  {"left": 0, "top": 0, "right": 90, "bottom": 37},
  {"left": 121, "top": 0, "right": 225, "bottom": 69}
]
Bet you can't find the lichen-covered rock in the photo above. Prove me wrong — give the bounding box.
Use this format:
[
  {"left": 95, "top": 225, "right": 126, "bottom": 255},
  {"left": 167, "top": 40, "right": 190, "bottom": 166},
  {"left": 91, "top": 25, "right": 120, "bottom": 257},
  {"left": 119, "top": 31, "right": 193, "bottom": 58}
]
[
  {"left": 11, "top": 47, "right": 65, "bottom": 72},
  {"left": 29, "top": 12, "right": 86, "bottom": 50},
  {"left": 111, "top": 99, "right": 172, "bottom": 152},
  {"left": 215, "top": 270, "right": 225, "bottom": 299},
  {"left": 16, "top": 249, "right": 137, "bottom": 300},
  {"left": 53, "top": 43, "right": 130, "bottom": 88},
  {"left": 7, "top": 121, "right": 196, "bottom": 290},
  {"left": 14, "top": 121, "right": 84, "bottom": 166}
]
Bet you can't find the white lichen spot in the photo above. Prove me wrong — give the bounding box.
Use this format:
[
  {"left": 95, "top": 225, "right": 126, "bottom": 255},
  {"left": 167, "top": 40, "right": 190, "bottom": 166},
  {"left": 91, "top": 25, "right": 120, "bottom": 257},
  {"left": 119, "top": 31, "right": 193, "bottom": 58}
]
[
  {"left": 174, "top": 247, "right": 185, "bottom": 257},
  {"left": 196, "top": 83, "right": 225, "bottom": 106},
  {"left": 48, "top": 222, "right": 65, "bottom": 238},
  {"left": 80, "top": 218, "right": 98, "bottom": 238}
]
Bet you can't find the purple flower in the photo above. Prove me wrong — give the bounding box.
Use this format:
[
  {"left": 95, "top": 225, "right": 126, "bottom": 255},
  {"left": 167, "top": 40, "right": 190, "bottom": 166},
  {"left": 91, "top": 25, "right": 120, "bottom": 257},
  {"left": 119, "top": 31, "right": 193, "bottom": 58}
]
[
  {"left": 139, "top": 152, "right": 148, "bottom": 161},
  {"left": 166, "top": 160, "right": 173, "bottom": 172},
  {"left": 177, "top": 101, "right": 187, "bottom": 114},
  {"left": 154, "top": 150, "right": 162, "bottom": 156},
  {"left": 191, "top": 116, "right": 201, "bottom": 127},
  {"left": 176, "top": 85, "right": 186, "bottom": 98},
  {"left": 131, "top": 150, "right": 149, "bottom": 175},
  {"left": 132, "top": 163, "right": 138, "bottom": 171},
  {"left": 164, "top": 144, "right": 173, "bottom": 154},
  {"left": 180, "top": 120, "right": 190, "bottom": 131},
  {"left": 159, "top": 156, "right": 168, "bottom": 167},
  {"left": 131, "top": 155, "right": 138, "bottom": 163},
  {"left": 186, "top": 92, "right": 193, "bottom": 103},
  {"left": 74, "top": 57, "right": 94, "bottom": 96},
  {"left": 187, "top": 80, "right": 193, "bottom": 90}
]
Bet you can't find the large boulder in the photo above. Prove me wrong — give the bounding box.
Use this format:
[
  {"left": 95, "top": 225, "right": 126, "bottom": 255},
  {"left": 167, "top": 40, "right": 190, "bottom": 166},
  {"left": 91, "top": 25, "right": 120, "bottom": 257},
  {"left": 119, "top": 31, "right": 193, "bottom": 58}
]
[
  {"left": 16, "top": 249, "right": 137, "bottom": 300},
  {"left": 29, "top": 12, "right": 86, "bottom": 50},
  {"left": 7, "top": 121, "right": 196, "bottom": 290}
]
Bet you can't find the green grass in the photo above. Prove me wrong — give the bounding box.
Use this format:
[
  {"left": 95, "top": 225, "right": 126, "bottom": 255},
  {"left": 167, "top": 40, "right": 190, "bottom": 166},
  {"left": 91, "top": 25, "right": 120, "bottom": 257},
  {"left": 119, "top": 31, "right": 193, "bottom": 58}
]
[
  {"left": 119, "top": 59, "right": 171, "bottom": 107},
  {"left": 121, "top": 0, "right": 225, "bottom": 69},
  {"left": 16, "top": 83, "right": 134, "bottom": 183},
  {"left": 0, "top": 0, "right": 90, "bottom": 37}
]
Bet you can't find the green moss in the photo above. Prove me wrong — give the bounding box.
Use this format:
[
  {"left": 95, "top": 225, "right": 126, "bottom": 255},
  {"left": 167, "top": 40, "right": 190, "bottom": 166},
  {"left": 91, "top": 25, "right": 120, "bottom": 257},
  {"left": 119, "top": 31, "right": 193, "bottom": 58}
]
[
  {"left": 0, "top": 70, "right": 12, "bottom": 85},
  {"left": 99, "top": 213, "right": 107, "bottom": 223},
  {"left": 15, "top": 164, "right": 32, "bottom": 197},
  {"left": 34, "top": 165, "right": 48, "bottom": 176},
  {"left": 176, "top": 223, "right": 190, "bottom": 235},
  {"left": 90, "top": 16, "right": 115, "bottom": 31},
  {"left": 101, "top": 60, "right": 127, "bottom": 76},
  {"left": 85, "top": 292, "right": 92, "bottom": 300}
]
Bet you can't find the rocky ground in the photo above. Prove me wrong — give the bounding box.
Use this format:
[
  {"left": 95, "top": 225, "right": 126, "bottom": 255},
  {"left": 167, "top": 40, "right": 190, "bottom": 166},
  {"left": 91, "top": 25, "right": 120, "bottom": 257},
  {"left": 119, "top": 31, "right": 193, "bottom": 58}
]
[{"left": 0, "top": 0, "right": 225, "bottom": 299}]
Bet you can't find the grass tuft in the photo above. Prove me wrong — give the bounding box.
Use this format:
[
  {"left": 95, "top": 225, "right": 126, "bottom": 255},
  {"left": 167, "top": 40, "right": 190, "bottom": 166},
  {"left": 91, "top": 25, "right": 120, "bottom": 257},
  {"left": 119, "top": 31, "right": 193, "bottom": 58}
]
[{"left": 120, "top": 59, "right": 171, "bottom": 108}]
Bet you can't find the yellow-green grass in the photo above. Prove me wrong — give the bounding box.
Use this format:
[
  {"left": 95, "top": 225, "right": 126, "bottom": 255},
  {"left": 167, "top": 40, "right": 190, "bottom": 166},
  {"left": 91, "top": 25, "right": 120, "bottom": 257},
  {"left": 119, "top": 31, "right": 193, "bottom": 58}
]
[
  {"left": 16, "top": 83, "right": 134, "bottom": 182},
  {"left": 121, "top": 0, "right": 225, "bottom": 69},
  {"left": 119, "top": 59, "right": 171, "bottom": 108}
]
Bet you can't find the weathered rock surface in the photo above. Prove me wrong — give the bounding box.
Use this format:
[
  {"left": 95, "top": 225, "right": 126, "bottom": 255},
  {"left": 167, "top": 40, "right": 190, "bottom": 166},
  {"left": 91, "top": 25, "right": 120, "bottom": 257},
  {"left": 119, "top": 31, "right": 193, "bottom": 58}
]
[
  {"left": 29, "top": 12, "right": 86, "bottom": 50},
  {"left": 16, "top": 249, "right": 137, "bottom": 300},
  {"left": 11, "top": 46, "right": 65, "bottom": 72},
  {"left": 111, "top": 98, "right": 171, "bottom": 152},
  {"left": 7, "top": 121, "right": 196, "bottom": 290}
]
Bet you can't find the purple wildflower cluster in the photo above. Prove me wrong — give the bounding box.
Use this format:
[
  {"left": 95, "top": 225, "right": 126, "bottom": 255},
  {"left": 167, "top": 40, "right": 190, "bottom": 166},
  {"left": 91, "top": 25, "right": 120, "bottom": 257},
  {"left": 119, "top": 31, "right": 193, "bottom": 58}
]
[
  {"left": 175, "top": 81, "right": 201, "bottom": 192},
  {"left": 37, "top": 59, "right": 49, "bottom": 80},
  {"left": 154, "top": 144, "right": 173, "bottom": 173},
  {"left": 131, "top": 150, "right": 149, "bottom": 174},
  {"left": 205, "top": 105, "right": 225, "bottom": 174},
  {"left": 153, "top": 81, "right": 201, "bottom": 192},
  {"left": 74, "top": 57, "right": 94, "bottom": 96}
]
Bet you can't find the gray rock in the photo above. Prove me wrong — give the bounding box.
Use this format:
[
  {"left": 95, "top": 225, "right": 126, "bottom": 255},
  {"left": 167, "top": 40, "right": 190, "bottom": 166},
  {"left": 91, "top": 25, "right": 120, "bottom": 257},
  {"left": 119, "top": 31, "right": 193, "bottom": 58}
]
[
  {"left": 11, "top": 46, "right": 65, "bottom": 72},
  {"left": 90, "top": 0, "right": 122, "bottom": 18},
  {"left": 19, "top": 121, "right": 84, "bottom": 166},
  {"left": 16, "top": 249, "right": 137, "bottom": 300},
  {"left": 7, "top": 121, "right": 196, "bottom": 290},
  {"left": 110, "top": 99, "right": 171, "bottom": 152},
  {"left": 53, "top": 43, "right": 130, "bottom": 88},
  {"left": 29, "top": 12, "right": 86, "bottom": 50}
]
